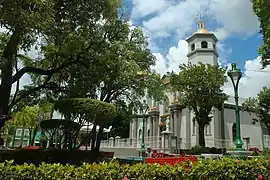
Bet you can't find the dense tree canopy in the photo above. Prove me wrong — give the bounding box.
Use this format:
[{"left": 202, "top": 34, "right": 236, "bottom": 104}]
[
  {"left": 48, "top": 19, "right": 165, "bottom": 103},
  {"left": 252, "top": 0, "right": 270, "bottom": 67},
  {"left": 242, "top": 87, "right": 270, "bottom": 135},
  {"left": 54, "top": 98, "right": 117, "bottom": 126},
  {"left": 42, "top": 18, "right": 165, "bottom": 144},
  {"left": 0, "top": 0, "right": 121, "bottom": 129},
  {"left": 170, "top": 63, "right": 228, "bottom": 147}
]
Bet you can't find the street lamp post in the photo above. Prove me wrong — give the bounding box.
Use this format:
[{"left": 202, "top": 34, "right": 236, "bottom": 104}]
[
  {"left": 228, "top": 63, "right": 244, "bottom": 150},
  {"left": 140, "top": 100, "right": 149, "bottom": 157}
]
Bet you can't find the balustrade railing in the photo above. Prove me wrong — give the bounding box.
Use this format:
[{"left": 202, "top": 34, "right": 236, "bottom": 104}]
[{"left": 100, "top": 136, "right": 266, "bottom": 150}]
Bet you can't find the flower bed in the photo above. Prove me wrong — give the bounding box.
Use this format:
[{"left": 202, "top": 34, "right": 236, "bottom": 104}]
[
  {"left": 145, "top": 156, "right": 197, "bottom": 165},
  {"left": 0, "top": 158, "right": 269, "bottom": 179}
]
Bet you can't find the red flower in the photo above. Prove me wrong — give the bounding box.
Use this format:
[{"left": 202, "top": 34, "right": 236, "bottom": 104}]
[
  {"left": 258, "top": 174, "right": 263, "bottom": 180},
  {"left": 122, "top": 176, "right": 128, "bottom": 180},
  {"left": 248, "top": 147, "right": 260, "bottom": 152}
]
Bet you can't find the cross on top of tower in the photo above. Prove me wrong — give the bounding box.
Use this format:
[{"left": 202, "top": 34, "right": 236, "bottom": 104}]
[
  {"left": 195, "top": 11, "right": 208, "bottom": 34},
  {"left": 196, "top": 11, "right": 206, "bottom": 30}
]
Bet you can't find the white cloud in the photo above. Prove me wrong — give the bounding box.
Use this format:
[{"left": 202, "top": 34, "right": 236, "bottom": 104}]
[
  {"left": 152, "top": 52, "right": 167, "bottom": 75},
  {"left": 166, "top": 40, "right": 188, "bottom": 72},
  {"left": 142, "top": 0, "right": 206, "bottom": 39},
  {"left": 212, "top": 28, "right": 229, "bottom": 41},
  {"left": 152, "top": 39, "right": 269, "bottom": 99},
  {"left": 223, "top": 57, "right": 270, "bottom": 98},
  {"left": 209, "top": 0, "right": 259, "bottom": 37},
  {"left": 152, "top": 40, "right": 188, "bottom": 74},
  {"left": 132, "top": 0, "right": 259, "bottom": 40},
  {"left": 131, "top": 0, "right": 170, "bottom": 17}
]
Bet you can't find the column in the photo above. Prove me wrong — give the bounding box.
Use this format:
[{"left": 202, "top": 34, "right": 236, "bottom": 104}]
[
  {"left": 150, "top": 116, "right": 153, "bottom": 147},
  {"left": 148, "top": 109, "right": 160, "bottom": 149},
  {"left": 169, "top": 104, "right": 183, "bottom": 137},
  {"left": 185, "top": 108, "right": 191, "bottom": 149},
  {"left": 129, "top": 120, "right": 133, "bottom": 138},
  {"left": 170, "top": 112, "right": 174, "bottom": 134},
  {"left": 134, "top": 118, "right": 138, "bottom": 139},
  {"left": 109, "top": 137, "right": 114, "bottom": 147}
]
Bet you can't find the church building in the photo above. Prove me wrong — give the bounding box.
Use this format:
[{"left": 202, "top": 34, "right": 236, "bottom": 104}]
[{"left": 129, "top": 21, "right": 268, "bottom": 151}]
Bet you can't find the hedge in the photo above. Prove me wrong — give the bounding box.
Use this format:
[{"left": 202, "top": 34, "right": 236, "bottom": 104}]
[
  {"left": 0, "top": 158, "right": 269, "bottom": 179},
  {"left": 0, "top": 149, "right": 107, "bottom": 165}
]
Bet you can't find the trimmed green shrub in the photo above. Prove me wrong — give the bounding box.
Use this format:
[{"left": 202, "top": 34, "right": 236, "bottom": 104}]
[
  {"left": 262, "top": 148, "right": 270, "bottom": 157},
  {"left": 0, "top": 158, "right": 269, "bottom": 179},
  {"left": 0, "top": 149, "right": 107, "bottom": 165},
  {"left": 186, "top": 146, "right": 224, "bottom": 155}
]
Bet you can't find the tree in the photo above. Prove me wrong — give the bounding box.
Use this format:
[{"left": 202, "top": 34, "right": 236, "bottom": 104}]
[
  {"left": 51, "top": 19, "right": 165, "bottom": 103},
  {"left": 13, "top": 106, "right": 39, "bottom": 146},
  {"left": 40, "top": 119, "right": 81, "bottom": 149},
  {"left": 0, "top": 0, "right": 120, "bottom": 130},
  {"left": 109, "top": 100, "right": 133, "bottom": 138},
  {"left": 242, "top": 87, "right": 270, "bottom": 135},
  {"left": 11, "top": 99, "right": 53, "bottom": 146},
  {"left": 42, "top": 19, "right": 165, "bottom": 142},
  {"left": 54, "top": 98, "right": 116, "bottom": 151},
  {"left": 252, "top": 0, "right": 270, "bottom": 67},
  {"left": 170, "top": 63, "right": 228, "bottom": 147}
]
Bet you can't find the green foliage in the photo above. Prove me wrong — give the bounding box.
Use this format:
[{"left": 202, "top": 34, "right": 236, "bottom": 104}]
[
  {"left": 252, "top": 0, "right": 270, "bottom": 67},
  {"left": 262, "top": 148, "right": 270, "bottom": 157},
  {"left": 0, "top": 158, "right": 269, "bottom": 179},
  {"left": 0, "top": 149, "right": 105, "bottom": 166},
  {"left": 109, "top": 101, "right": 133, "bottom": 138},
  {"left": 12, "top": 99, "right": 53, "bottom": 127},
  {"left": 242, "top": 87, "right": 270, "bottom": 134},
  {"left": 54, "top": 98, "right": 116, "bottom": 125},
  {"left": 170, "top": 63, "right": 228, "bottom": 147},
  {"left": 13, "top": 106, "right": 39, "bottom": 127},
  {"left": 52, "top": 19, "right": 165, "bottom": 104},
  {"left": 40, "top": 119, "right": 81, "bottom": 131},
  {"left": 186, "top": 146, "right": 224, "bottom": 155},
  {"left": 0, "top": 0, "right": 121, "bottom": 129}
]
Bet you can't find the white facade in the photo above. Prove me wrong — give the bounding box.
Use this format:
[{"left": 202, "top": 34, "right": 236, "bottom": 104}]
[{"left": 128, "top": 21, "right": 268, "bottom": 150}]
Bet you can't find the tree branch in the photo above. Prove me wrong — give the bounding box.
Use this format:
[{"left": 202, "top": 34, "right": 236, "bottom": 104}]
[
  {"left": 12, "top": 59, "right": 80, "bottom": 84},
  {"left": 9, "top": 75, "right": 53, "bottom": 109}
]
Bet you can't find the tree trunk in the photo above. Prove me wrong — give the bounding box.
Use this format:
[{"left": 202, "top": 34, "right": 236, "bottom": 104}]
[
  {"left": 0, "top": 28, "right": 22, "bottom": 131},
  {"left": 68, "top": 133, "right": 72, "bottom": 150},
  {"left": 12, "top": 127, "right": 16, "bottom": 147},
  {"left": 95, "top": 125, "right": 103, "bottom": 151},
  {"left": 90, "top": 124, "right": 97, "bottom": 151},
  {"left": 30, "top": 126, "right": 38, "bottom": 146},
  {"left": 198, "top": 124, "right": 206, "bottom": 147},
  {"left": 76, "top": 131, "right": 92, "bottom": 150},
  {"left": 28, "top": 128, "right": 32, "bottom": 146}
]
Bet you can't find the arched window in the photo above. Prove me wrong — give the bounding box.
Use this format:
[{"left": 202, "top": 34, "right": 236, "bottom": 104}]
[
  {"left": 213, "top": 43, "right": 216, "bottom": 50},
  {"left": 139, "top": 129, "right": 142, "bottom": 139},
  {"left": 147, "top": 129, "right": 150, "bottom": 137},
  {"left": 232, "top": 123, "right": 236, "bottom": 141},
  {"left": 191, "top": 44, "right": 195, "bottom": 51},
  {"left": 201, "top": 41, "right": 208, "bottom": 48}
]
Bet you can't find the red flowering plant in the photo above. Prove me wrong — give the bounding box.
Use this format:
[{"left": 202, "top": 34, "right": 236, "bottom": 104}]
[{"left": 249, "top": 147, "right": 260, "bottom": 156}]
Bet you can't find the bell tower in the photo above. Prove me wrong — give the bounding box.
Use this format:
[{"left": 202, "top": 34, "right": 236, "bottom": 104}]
[{"left": 186, "top": 20, "right": 219, "bottom": 65}]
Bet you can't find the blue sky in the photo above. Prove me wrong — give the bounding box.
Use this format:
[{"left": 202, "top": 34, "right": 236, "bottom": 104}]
[{"left": 125, "top": 0, "right": 270, "bottom": 98}]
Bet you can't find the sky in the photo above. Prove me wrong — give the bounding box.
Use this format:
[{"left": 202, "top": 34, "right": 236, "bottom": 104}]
[
  {"left": 126, "top": 0, "right": 270, "bottom": 99},
  {"left": 11, "top": 0, "right": 270, "bottom": 100}
]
